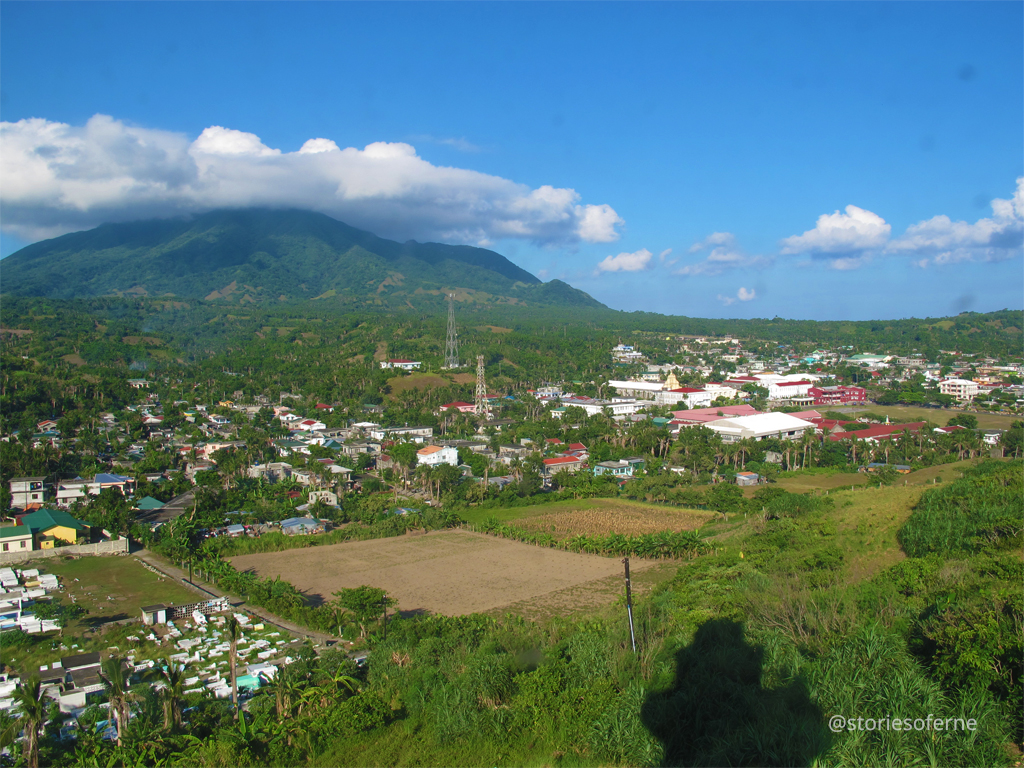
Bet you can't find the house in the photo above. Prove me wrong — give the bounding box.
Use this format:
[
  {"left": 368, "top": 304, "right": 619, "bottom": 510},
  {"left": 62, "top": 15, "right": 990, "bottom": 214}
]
[
  {"left": 53, "top": 474, "right": 133, "bottom": 506},
  {"left": 280, "top": 517, "right": 323, "bottom": 536},
  {"left": 127, "top": 379, "right": 149, "bottom": 389},
  {"left": 295, "top": 418, "right": 327, "bottom": 432},
  {"left": 498, "top": 444, "right": 531, "bottom": 459},
  {"left": 379, "top": 359, "right": 422, "bottom": 371},
  {"left": 247, "top": 462, "right": 293, "bottom": 483},
  {"left": 17, "top": 509, "right": 90, "bottom": 549},
  {"left": 735, "top": 472, "right": 761, "bottom": 486},
  {"left": 9, "top": 477, "right": 47, "bottom": 509},
  {"left": 307, "top": 490, "right": 339, "bottom": 506},
  {"left": 416, "top": 445, "right": 460, "bottom": 467},
  {"left": 314, "top": 403, "right": 335, "bottom": 413},
  {"left": 36, "top": 419, "right": 59, "bottom": 432},
  {"left": 341, "top": 439, "right": 381, "bottom": 457},
  {"left": 439, "top": 401, "right": 477, "bottom": 413},
  {"left": 133, "top": 496, "right": 165, "bottom": 512},
  {"left": 368, "top": 426, "right": 433, "bottom": 443},
  {"left": 542, "top": 456, "right": 584, "bottom": 476},
  {"left": 0, "top": 525, "right": 33, "bottom": 555},
  {"left": 593, "top": 460, "right": 633, "bottom": 477},
  {"left": 273, "top": 438, "right": 310, "bottom": 457}
]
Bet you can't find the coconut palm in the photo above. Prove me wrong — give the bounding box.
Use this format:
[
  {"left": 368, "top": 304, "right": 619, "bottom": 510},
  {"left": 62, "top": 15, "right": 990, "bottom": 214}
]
[
  {"left": 99, "top": 655, "right": 133, "bottom": 748},
  {"left": 151, "top": 657, "right": 189, "bottom": 731},
  {"left": 226, "top": 616, "right": 241, "bottom": 719},
  {"left": 12, "top": 674, "right": 48, "bottom": 768}
]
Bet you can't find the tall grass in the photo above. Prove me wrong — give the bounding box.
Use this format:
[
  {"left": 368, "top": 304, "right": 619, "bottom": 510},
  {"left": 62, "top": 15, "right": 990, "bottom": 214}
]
[{"left": 898, "top": 460, "right": 1022, "bottom": 557}]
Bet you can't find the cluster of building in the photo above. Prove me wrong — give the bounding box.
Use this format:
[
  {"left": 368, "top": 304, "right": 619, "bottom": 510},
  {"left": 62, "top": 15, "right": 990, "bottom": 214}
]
[{"left": 0, "top": 506, "right": 95, "bottom": 555}]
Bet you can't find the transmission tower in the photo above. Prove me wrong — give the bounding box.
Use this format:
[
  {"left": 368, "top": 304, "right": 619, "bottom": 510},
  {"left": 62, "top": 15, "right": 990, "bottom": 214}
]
[
  {"left": 475, "top": 354, "right": 489, "bottom": 419},
  {"left": 444, "top": 293, "right": 460, "bottom": 369}
]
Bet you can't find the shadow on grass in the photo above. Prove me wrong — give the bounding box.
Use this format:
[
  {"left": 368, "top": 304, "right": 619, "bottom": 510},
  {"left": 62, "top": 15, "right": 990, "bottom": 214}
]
[{"left": 641, "top": 619, "right": 831, "bottom": 767}]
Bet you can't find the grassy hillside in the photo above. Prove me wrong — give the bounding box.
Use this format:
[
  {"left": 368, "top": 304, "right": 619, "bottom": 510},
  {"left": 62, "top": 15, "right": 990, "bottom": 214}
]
[{"left": 308, "top": 459, "right": 1022, "bottom": 767}]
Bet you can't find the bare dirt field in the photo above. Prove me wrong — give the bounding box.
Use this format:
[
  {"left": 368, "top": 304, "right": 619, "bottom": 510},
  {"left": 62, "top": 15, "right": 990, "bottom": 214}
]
[{"left": 230, "top": 529, "right": 660, "bottom": 618}]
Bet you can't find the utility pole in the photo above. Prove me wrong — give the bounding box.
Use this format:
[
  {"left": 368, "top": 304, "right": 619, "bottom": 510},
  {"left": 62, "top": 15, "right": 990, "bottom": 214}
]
[
  {"left": 444, "top": 293, "right": 460, "bottom": 369},
  {"left": 623, "top": 557, "right": 637, "bottom": 653}
]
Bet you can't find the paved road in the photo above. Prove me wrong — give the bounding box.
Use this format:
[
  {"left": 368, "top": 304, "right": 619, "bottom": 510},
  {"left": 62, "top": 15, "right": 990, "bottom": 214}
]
[{"left": 133, "top": 549, "right": 343, "bottom": 646}]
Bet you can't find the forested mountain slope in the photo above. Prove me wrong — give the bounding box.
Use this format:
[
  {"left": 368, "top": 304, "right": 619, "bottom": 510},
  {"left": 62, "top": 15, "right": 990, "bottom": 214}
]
[{"left": 0, "top": 209, "right": 604, "bottom": 309}]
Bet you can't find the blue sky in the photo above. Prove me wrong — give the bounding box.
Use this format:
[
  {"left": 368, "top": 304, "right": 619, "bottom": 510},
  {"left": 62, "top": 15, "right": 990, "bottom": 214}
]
[{"left": 1, "top": 1, "right": 1021, "bottom": 320}]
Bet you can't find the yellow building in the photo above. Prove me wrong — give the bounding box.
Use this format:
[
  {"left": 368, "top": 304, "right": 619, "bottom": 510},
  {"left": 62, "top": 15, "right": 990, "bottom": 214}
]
[{"left": 17, "top": 509, "right": 89, "bottom": 549}]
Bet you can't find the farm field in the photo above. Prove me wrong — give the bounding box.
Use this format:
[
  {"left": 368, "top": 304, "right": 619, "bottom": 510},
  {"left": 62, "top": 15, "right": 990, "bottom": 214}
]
[
  {"left": 513, "top": 499, "right": 713, "bottom": 539},
  {"left": 458, "top": 497, "right": 714, "bottom": 533},
  {"left": 831, "top": 404, "right": 1019, "bottom": 430},
  {"left": 43, "top": 555, "right": 199, "bottom": 627},
  {"left": 229, "top": 529, "right": 661, "bottom": 619}
]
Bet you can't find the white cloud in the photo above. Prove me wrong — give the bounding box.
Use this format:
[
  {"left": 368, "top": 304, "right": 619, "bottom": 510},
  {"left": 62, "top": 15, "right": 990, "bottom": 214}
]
[
  {"left": 776, "top": 181, "right": 1023, "bottom": 270},
  {"left": 299, "top": 138, "right": 341, "bottom": 154},
  {"left": 596, "top": 248, "right": 652, "bottom": 273},
  {"left": 780, "top": 205, "right": 891, "bottom": 255},
  {"left": 717, "top": 287, "right": 756, "bottom": 306},
  {"left": 829, "top": 256, "right": 871, "bottom": 271},
  {"left": 689, "top": 232, "right": 735, "bottom": 253},
  {"left": 659, "top": 248, "right": 672, "bottom": 261},
  {"left": 886, "top": 177, "right": 1023, "bottom": 264},
  {"left": 192, "top": 126, "right": 281, "bottom": 156},
  {"left": 676, "top": 232, "right": 769, "bottom": 276},
  {"left": 0, "top": 114, "right": 625, "bottom": 246},
  {"left": 577, "top": 204, "right": 625, "bottom": 243}
]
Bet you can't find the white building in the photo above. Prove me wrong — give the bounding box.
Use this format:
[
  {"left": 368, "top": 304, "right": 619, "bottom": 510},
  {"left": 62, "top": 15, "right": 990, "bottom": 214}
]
[
  {"left": 938, "top": 378, "right": 979, "bottom": 402},
  {"left": 656, "top": 388, "right": 714, "bottom": 409},
  {"left": 608, "top": 380, "right": 664, "bottom": 400},
  {"left": 766, "top": 380, "right": 815, "bottom": 400},
  {"left": 8, "top": 477, "right": 46, "bottom": 508},
  {"left": 368, "top": 426, "right": 434, "bottom": 443},
  {"left": 416, "top": 445, "right": 459, "bottom": 467},
  {"left": 379, "top": 359, "right": 422, "bottom": 371},
  {"left": 703, "top": 413, "right": 816, "bottom": 443},
  {"left": 554, "top": 397, "right": 645, "bottom": 420}
]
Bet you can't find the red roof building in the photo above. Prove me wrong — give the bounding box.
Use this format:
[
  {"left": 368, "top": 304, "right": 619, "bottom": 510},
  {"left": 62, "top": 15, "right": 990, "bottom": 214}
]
[{"left": 828, "top": 422, "right": 926, "bottom": 442}]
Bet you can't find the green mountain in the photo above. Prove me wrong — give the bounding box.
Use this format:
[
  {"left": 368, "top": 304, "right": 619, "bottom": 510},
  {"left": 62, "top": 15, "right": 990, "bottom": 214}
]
[{"left": 0, "top": 209, "right": 606, "bottom": 309}]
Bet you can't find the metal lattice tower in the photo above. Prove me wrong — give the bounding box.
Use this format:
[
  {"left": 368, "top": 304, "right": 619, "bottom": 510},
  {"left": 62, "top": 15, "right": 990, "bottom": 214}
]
[
  {"left": 475, "top": 354, "right": 488, "bottom": 418},
  {"left": 444, "top": 293, "right": 460, "bottom": 369}
]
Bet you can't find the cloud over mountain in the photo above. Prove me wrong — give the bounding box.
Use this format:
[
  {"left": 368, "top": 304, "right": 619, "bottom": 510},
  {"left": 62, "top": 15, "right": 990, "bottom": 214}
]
[{"left": 0, "top": 115, "right": 625, "bottom": 247}]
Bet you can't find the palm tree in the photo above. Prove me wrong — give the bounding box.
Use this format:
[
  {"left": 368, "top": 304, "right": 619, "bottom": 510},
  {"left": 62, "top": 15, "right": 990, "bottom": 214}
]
[
  {"left": 12, "top": 675, "right": 48, "bottom": 768},
  {"left": 226, "top": 616, "right": 241, "bottom": 719},
  {"left": 99, "top": 655, "right": 132, "bottom": 748},
  {"left": 151, "top": 657, "right": 189, "bottom": 732}
]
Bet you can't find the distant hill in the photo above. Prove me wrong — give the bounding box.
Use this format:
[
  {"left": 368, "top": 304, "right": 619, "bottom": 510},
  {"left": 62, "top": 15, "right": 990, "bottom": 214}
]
[{"left": 0, "top": 209, "right": 606, "bottom": 309}]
